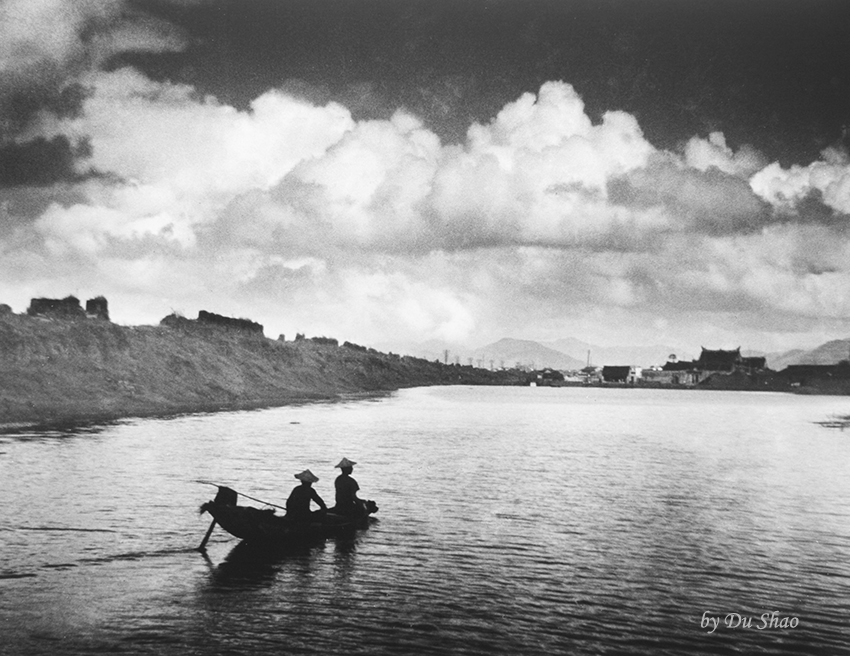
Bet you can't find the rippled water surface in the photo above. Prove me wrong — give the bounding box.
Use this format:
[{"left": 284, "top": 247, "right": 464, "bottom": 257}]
[{"left": 2, "top": 386, "right": 849, "bottom": 655}]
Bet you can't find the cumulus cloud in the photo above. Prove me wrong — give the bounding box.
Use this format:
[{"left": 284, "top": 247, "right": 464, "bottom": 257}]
[
  {"left": 750, "top": 147, "right": 850, "bottom": 219},
  {"left": 17, "top": 75, "right": 786, "bottom": 263},
  {"left": 5, "top": 69, "right": 850, "bottom": 350},
  {"left": 268, "top": 110, "right": 442, "bottom": 252},
  {"left": 683, "top": 132, "right": 767, "bottom": 178},
  {"left": 23, "top": 68, "right": 355, "bottom": 255},
  {"left": 428, "top": 83, "right": 657, "bottom": 248},
  {"left": 61, "top": 69, "right": 353, "bottom": 193},
  {"left": 218, "top": 81, "right": 662, "bottom": 257}
]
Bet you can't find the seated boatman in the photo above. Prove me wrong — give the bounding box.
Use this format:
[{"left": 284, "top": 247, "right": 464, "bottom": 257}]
[
  {"left": 332, "top": 457, "right": 364, "bottom": 516},
  {"left": 285, "top": 469, "right": 327, "bottom": 524}
]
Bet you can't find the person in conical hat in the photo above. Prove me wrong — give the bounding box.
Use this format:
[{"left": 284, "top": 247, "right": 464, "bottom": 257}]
[
  {"left": 286, "top": 469, "right": 326, "bottom": 524},
  {"left": 294, "top": 469, "right": 319, "bottom": 483},
  {"left": 332, "top": 457, "right": 362, "bottom": 516}
]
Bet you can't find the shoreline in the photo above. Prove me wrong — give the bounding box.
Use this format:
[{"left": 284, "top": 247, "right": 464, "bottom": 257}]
[
  {"left": 0, "top": 390, "right": 355, "bottom": 434},
  {"left": 6, "top": 382, "right": 844, "bottom": 436}
]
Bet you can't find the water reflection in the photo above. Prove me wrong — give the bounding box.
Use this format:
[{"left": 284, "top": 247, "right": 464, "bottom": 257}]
[
  {"left": 202, "top": 540, "right": 319, "bottom": 590},
  {"left": 330, "top": 533, "right": 368, "bottom": 593},
  {"left": 201, "top": 525, "right": 370, "bottom": 591},
  {"left": 0, "top": 421, "right": 115, "bottom": 440},
  {"left": 0, "top": 394, "right": 389, "bottom": 438}
]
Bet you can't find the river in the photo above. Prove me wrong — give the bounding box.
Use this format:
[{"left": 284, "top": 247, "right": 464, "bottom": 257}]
[{"left": 1, "top": 386, "right": 848, "bottom": 655}]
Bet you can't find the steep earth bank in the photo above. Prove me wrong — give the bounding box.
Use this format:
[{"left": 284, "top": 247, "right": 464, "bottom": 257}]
[{"left": 0, "top": 313, "right": 523, "bottom": 429}]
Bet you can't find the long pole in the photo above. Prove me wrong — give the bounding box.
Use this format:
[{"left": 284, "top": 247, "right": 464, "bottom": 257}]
[{"left": 198, "top": 519, "right": 216, "bottom": 551}]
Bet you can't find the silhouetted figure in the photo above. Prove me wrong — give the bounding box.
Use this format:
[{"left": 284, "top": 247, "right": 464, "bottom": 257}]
[
  {"left": 332, "top": 457, "right": 365, "bottom": 516},
  {"left": 285, "top": 470, "right": 327, "bottom": 524}
]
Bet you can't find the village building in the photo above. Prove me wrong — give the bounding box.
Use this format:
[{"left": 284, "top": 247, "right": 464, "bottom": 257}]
[
  {"left": 658, "top": 347, "right": 767, "bottom": 386},
  {"left": 641, "top": 366, "right": 699, "bottom": 386},
  {"left": 601, "top": 366, "right": 642, "bottom": 384},
  {"left": 529, "top": 369, "right": 566, "bottom": 386},
  {"left": 580, "top": 365, "right": 603, "bottom": 384}
]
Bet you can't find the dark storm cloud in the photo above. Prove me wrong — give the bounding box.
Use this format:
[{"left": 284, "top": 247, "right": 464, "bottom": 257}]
[
  {"left": 766, "top": 188, "right": 850, "bottom": 237},
  {"left": 792, "top": 189, "right": 850, "bottom": 228},
  {"left": 130, "top": 0, "right": 850, "bottom": 165},
  {"left": 0, "top": 136, "right": 91, "bottom": 187},
  {"left": 0, "top": 184, "right": 88, "bottom": 238},
  {"left": 608, "top": 159, "right": 774, "bottom": 236},
  {"left": 0, "top": 0, "right": 188, "bottom": 142}
]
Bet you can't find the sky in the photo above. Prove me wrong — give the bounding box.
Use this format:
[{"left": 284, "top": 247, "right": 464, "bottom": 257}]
[{"left": 3, "top": 0, "right": 850, "bottom": 355}]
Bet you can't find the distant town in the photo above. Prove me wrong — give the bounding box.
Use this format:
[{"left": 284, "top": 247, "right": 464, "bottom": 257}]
[{"left": 496, "top": 347, "right": 850, "bottom": 394}]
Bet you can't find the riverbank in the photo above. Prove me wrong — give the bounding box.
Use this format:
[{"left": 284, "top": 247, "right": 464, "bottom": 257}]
[{"left": 0, "top": 313, "right": 523, "bottom": 430}]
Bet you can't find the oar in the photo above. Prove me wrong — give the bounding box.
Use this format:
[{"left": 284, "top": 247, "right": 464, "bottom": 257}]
[
  {"left": 196, "top": 485, "right": 239, "bottom": 551},
  {"left": 198, "top": 518, "right": 216, "bottom": 551}
]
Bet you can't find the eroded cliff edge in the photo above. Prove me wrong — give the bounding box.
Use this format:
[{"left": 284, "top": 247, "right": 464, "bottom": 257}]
[{"left": 0, "top": 313, "right": 521, "bottom": 429}]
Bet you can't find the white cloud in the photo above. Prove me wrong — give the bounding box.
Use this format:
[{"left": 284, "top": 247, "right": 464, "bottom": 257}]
[
  {"left": 6, "top": 73, "right": 850, "bottom": 351},
  {"left": 684, "top": 132, "right": 767, "bottom": 178},
  {"left": 336, "top": 268, "right": 477, "bottom": 343},
  {"left": 750, "top": 147, "right": 850, "bottom": 215},
  {"left": 283, "top": 110, "right": 441, "bottom": 250},
  {"left": 36, "top": 196, "right": 197, "bottom": 255},
  {"left": 211, "top": 81, "right": 661, "bottom": 257},
  {"left": 88, "top": 15, "right": 188, "bottom": 61},
  {"left": 429, "top": 82, "right": 657, "bottom": 248},
  {"left": 29, "top": 69, "right": 355, "bottom": 256},
  {"left": 64, "top": 69, "right": 354, "bottom": 194}
]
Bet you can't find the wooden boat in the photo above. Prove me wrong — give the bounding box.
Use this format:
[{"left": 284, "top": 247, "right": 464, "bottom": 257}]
[{"left": 199, "top": 486, "right": 378, "bottom": 548}]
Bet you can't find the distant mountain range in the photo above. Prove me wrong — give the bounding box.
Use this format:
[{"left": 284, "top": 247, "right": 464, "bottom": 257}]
[
  {"left": 765, "top": 339, "right": 850, "bottom": 371},
  {"left": 382, "top": 336, "right": 850, "bottom": 372},
  {"left": 470, "top": 338, "right": 586, "bottom": 370}
]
